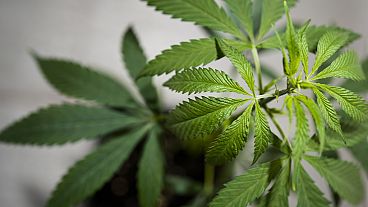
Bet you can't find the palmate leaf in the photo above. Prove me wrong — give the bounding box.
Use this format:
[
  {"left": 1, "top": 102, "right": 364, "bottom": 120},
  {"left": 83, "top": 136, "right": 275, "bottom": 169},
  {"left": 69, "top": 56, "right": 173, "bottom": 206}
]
[
  {"left": 295, "top": 165, "right": 330, "bottom": 207},
  {"left": 167, "top": 97, "right": 246, "bottom": 140},
  {"left": 139, "top": 38, "right": 250, "bottom": 76},
  {"left": 293, "top": 98, "right": 310, "bottom": 162},
  {"left": 164, "top": 67, "right": 249, "bottom": 95},
  {"left": 122, "top": 27, "right": 159, "bottom": 111},
  {"left": 146, "top": 0, "right": 244, "bottom": 39},
  {"left": 217, "top": 39, "right": 255, "bottom": 93},
  {"left": 257, "top": 0, "right": 297, "bottom": 39},
  {"left": 261, "top": 159, "right": 291, "bottom": 207},
  {"left": 209, "top": 161, "right": 281, "bottom": 207},
  {"left": 206, "top": 102, "right": 254, "bottom": 165},
  {"left": 305, "top": 156, "right": 364, "bottom": 204},
  {"left": 138, "top": 127, "right": 164, "bottom": 207},
  {"left": 0, "top": 104, "right": 143, "bottom": 145},
  {"left": 33, "top": 55, "right": 137, "bottom": 108},
  {"left": 315, "top": 83, "right": 368, "bottom": 122},
  {"left": 311, "top": 51, "right": 364, "bottom": 81},
  {"left": 297, "top": 96, "right": 326, "bottom": 153},
  {"left": 254, "top": 102, "right": 271, "bottom": 163},
  {"left": 312, "top": 88, "right": 343, "bottom": 136},
  {"left": 311, "top": 31, "right": 349, "bottom": 75},
  {"left": 225, "top": 0, "right": 254, "bottom": 40},
  {"left": 47, "top": 125, "right": 151, "bottom": 207}
]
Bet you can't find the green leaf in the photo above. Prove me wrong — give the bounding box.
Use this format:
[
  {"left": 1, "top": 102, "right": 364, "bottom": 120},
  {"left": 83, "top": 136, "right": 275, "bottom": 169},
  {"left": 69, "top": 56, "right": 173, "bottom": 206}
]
[
  {"left": 46, "top": 125, "right": 151, "bottom": 207},
  {"left": 33, "top": 55, "right": 137, "bottom": 108},
  {"left": 164, "top": 67, "right": 248, "bottom": 95},
  {"left": 316, "top": 83, "right": 368, "bottom": 122},
  {"left": 311, "top": 31, "right": 349, "bottom": 75},
  {"left": 305, "top": 156, "right": 365, "bottom": 204},
  {"left": 146, "top": 0, "right": 244, "bottom": 39},
  {"left": 350, "top": 140, "right": 368, "bottom": 173},
  {"left": 0, "top": 104, "right": 142, "bottom": 145},
  {"left": 168, "top": 97, "right": 246, "bottom": 140},
  {"left": 311, "top": 51, "right": 364, "bottom": 81},
  {"left": 312, "top": 88, "right": 343, "bottom": 136},
  {"left": 253, "top": 101, "right": 271, "bottom": 163},
  {"left": 139, "top": 38, "right": 250, "bottom": 76},
  {"left": 298, "top": 21, "right": 310, "bottom": 76},
  {"left": 293, "top": 98, "right": 309, "bottom": 162},
  {"left": 122, "top": 27, "right": 159, "bottom": 111},
  {"left": 341, "top": 57, "right": 368, "bottom": 93},
  {"left": 209, "top": 161, "right": 281, "bottom": 207},
  {"left": 262, "top": 159, "right": 291, "bottom": 207},
  {"left": 225, "top": 0, "right": 254, "bottom": 40},
  {"left": 257, "top": 0, "right": 297, "bottom": 39},
  {"left": 217, "top": 38, "right": 255, "bottom": 93},
  {"left": 206, "top": 102, "right": 254, "bottom": 164},
  {"left": 296, "top": 96, "right": 326, "bottom": 153},
  {"left": 138, "top": 127, "right": 164, "bottom": 207},
  {"left": 284, "top": 1, "right": 300, "bottom": 75},
  {"left": 294, "top": 165, "right": 330, "bottom": 207}
]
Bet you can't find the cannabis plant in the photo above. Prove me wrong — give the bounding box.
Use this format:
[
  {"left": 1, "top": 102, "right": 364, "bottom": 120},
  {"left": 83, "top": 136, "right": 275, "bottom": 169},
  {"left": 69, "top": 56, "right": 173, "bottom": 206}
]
[
  {"left": 1, "top": 0, "right": 367, "bottom": 207},
  {"left": 138, "top": 0, "right": 368, "bottom": 206}
]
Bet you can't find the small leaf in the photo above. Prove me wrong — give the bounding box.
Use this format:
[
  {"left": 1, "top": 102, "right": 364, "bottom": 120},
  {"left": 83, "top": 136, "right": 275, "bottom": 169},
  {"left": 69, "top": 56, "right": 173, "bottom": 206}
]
[
  {"left": 254, "top": 101, "right": 271, "bottom": 163},
  {"left": 305, "top": 156, "right": 365, "bottom": 204},
  {"left": 312, "top": 51, "right": 364, "bottom": 81},
  {"left": 139, "top": 38, "right": 250, "bottom": 76},
  {"left": 312, "top": 88, "right": 343, "bottom": 136},
  {"left": 0, "top": 104, "right": 143, "bottom": 145},
  {"left": 146, "top": 0, "right": 244, "bottom": 39},
  {"left": 138, "top": 127, "right": 165, "bottom": 207},
  {"left": 122, "top": 27, "right": 159, "bottom": 111},
  {"left": 33, "top": 55, "right": 137, "bottom": 108},
  {"left": 217, "top": 38, "right": 255, "bottom": 93},
  {"left": 206, "top": 102, "right": 254, "bottom": 164},
  {"left": 47, "top": 125, "right": 151, "bottom": 207},
  {"left": 284, "top": 1, "right": 300, "bottom": 75},
  {"left": 164, "top": 67, "right": 248, "bottom": 95},
  {"left": 294, "top": 165, "right": 330, "bottom": 207},
  {"left": 168, "top": 97, "right": 246, "bottom": 140},
  {"left": 316, "top": 83, "right": 368, "bottom": 122},
  {"left": 257, "top": 0, "right": 297, "bottom": 39},
  {"left": 298, "top": 21, "right": 310, "bottom": 76},
  {"left": 225, "top": 0, "right": 254, "bottom": 40},
  {"left": 311, "top": 31, "right": 349, "bottom": 75},
  {"left": 209, "top": 161, "right": 281, "bottom": 207}
]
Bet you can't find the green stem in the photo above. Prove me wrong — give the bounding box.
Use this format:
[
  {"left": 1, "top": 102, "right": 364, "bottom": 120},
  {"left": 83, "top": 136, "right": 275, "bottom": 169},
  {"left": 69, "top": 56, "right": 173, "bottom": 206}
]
[
  {"left": 251, "top": 45, "right": 263, "bottom": 94},
  {"left": 203, "top": 163, "right": 215, "bottom": 196}
]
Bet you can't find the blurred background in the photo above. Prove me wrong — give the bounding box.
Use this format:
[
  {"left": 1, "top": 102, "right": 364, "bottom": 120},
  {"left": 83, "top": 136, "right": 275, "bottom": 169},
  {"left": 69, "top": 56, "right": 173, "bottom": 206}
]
[{"left": 0, "top": 0, "right": 367, "bottom": 206}]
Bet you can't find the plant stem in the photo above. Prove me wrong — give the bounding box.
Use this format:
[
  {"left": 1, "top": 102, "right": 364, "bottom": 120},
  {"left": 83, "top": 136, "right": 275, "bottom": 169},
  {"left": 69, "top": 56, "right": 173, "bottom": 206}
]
[
  {"left": 251, "top": 45, "right": 263, "bottom": 94},
  {"left": 203, "top": 163, "right": 215, "bottom": 196},
  {"left": 259, "top": 88, "right": 290, "bottom": 107},
  {"left": 266, "top": 109, "right": 292, "bottom": 149}
]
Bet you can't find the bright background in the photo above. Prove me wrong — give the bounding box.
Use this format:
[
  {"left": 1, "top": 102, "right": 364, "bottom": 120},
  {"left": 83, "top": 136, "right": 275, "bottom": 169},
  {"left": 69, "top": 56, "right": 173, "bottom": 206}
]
[{"left": 0, "top": 0, "right": 367, "bottom": 206}]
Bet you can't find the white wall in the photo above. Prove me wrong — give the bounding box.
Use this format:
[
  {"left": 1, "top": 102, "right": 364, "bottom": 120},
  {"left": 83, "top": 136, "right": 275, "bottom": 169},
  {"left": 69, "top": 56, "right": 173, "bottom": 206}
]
[{"left": 0, "top": 0, "right": 367, "bottom": 206}]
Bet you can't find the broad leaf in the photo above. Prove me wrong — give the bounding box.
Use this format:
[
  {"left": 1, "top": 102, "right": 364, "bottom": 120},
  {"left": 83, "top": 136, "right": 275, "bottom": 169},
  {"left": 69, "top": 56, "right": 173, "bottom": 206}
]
[
  {"left": 254, "top": 101, "right": 271, "bottom": 163},
  {"left": 305, "top": 156, "right": 364, "bottom": 204},
  {"left": 138, "top": 127, "right": 164, "bottom": 207},
  {"left": 297, "top": 96, "right": 326, "bottom": 153},
  {"left": 257, "top": 0, "right": 296, "bottom": 39},
  {"left": 164, "top": 67, "right": 248, "bottom": 95},
  {"left": 209, "top": 161, "right": 281, "bottom": 207},
  {"left": 217, "top": 38, "right": 255, "bottom": 93},
  {"left": 34, "top": 55, "right": 137, "bottom": 108},
  {"left": 122, "top": 27, "right": 159, "bottom": 111},
  {"left": 46, "top": 125, "right": 151, "bottom": 207},
  {"left": 168, "top": 97, "right": 246, "bottom": 140},
  {"left": 0, "top": 104, "right": 142, "bottom": 145},
  {"left": 146, "top": 0, "right": 244, "bottom": 39},
  {"left": 312, "top": 51, "right": 364, "bottom": 81},
  {"left": 139, "top": 38, "right": 250, "bottom": 76},
  {"left": 312, "top": 88, "right": 343, "bottom": 136},
  {"left": 311, "top": 31, "right": 349, "bottom": 75},
  {"left": 206, "top": 102, "right": 254, "bottom": 164},
  {"left": 295, "top": 165, "right": 330, "bottom": 207},
  {"left": 316, "top": 83, "right": 368, "bottom": 122},
  {"left": 225, "top": 0, "right": 254, "bottom": 40}
]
